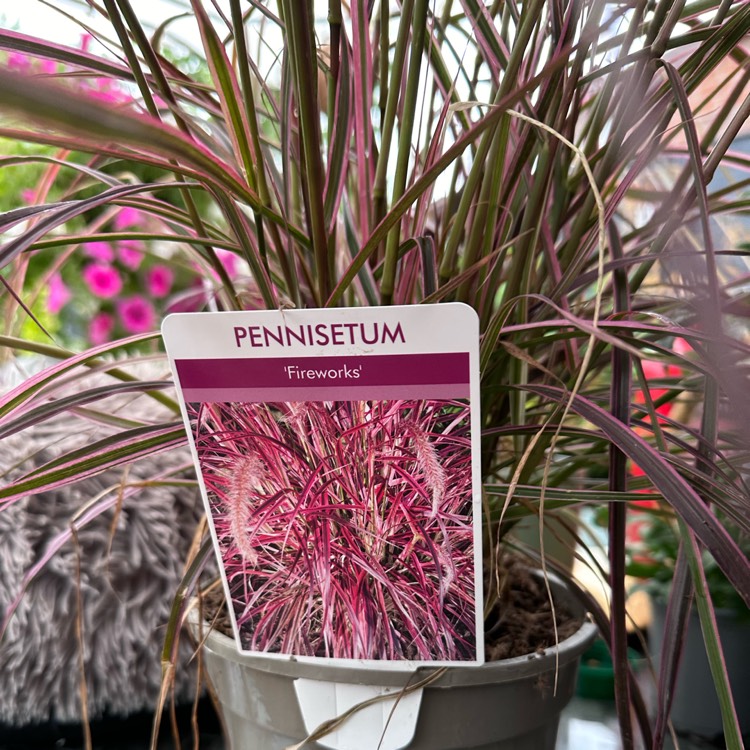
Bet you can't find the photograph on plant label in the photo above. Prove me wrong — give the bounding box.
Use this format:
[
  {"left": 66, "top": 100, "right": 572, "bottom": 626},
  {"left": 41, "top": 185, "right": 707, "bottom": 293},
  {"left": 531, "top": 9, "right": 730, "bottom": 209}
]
[{"left": 188, "top": 397, "right": 476, "bottom": 662}]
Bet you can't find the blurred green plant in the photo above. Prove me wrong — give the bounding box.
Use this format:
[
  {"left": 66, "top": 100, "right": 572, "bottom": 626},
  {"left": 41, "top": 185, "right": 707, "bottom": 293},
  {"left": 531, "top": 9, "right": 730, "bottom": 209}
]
[{"left": 628, "top": 512, "right": 750, "bottom": 620}]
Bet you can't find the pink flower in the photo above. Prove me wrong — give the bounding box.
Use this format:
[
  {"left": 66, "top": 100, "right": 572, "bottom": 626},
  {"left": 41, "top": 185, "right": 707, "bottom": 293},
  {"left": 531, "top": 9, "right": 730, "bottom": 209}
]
[
  {"left": 84, "top": 241, "right": 115, "bottom": 262},
  {"left": 89, "top": 312, "right": 114, "bottom": 345},
  {"left": 114, "top": 207, "right": 142, "bottom": 230},
  {"left": 7, "top": 53, "right": 55, "bottom": 75},
  {"left": 117, "top": 239, "right": 144, "bottom": 270},
  {"left": 118, "top": 296, "right": 155, "bottom": 333},
  {"left": 46, "top": 273, "right": 71, "bottom": 314},
  {"left": 84, "top": 77, "right": 132, "bottom": 106},
  {"left": 217, "top": 249, "right": 239, "bottom": 278},
  {"left": 146, "top": 265, "right": 174, "bottom": 298},
  {"left": 7, "top": 52, "right": 31, "bottom": 72},
  {"left": 21, "top": 189, "right": 36, "bottom": 205},
  {"left": 83, "top": 263, "right": 123, "bottom": 299}
]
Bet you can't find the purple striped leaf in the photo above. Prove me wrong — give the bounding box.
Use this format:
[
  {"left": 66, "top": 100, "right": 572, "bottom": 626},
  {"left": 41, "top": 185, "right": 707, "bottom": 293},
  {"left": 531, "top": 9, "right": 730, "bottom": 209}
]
[
  {"left": 0, "top": 423, "right": 187, "bottom": 506},
  {"left": 0, "top": 332, "right": 162, "bottom": 420},
  {"left": 526, "top": 384, "right": 750, "bottom": 608},
  {"left": 0, "top": 381, "right": 170, "bottom": 440}
]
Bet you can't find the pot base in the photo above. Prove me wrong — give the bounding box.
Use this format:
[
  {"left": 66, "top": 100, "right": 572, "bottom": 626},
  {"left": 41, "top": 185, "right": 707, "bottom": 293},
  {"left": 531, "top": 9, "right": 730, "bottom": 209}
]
[{"left": 192, "top": 576, "right": 596, "bottom": 749}]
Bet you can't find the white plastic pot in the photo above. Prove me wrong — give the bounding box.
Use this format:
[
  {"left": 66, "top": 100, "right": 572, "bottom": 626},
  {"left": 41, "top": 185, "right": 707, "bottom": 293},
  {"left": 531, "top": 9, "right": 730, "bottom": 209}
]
[{"left": 191, "top": 575, "right": 596, "bottom": 750}]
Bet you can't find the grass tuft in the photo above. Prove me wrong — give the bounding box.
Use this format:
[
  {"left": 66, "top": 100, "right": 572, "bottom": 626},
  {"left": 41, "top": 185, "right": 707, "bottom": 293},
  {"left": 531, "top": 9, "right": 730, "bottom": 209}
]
[{"left": 189, "top": 397, "right": 476, "bottom": 661}]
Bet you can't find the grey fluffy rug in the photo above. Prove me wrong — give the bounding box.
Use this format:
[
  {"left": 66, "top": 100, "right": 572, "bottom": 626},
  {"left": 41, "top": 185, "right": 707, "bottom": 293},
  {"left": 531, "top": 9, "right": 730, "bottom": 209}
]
[{"left": 0, "top": 364, "right": 206, "bottom": 726}]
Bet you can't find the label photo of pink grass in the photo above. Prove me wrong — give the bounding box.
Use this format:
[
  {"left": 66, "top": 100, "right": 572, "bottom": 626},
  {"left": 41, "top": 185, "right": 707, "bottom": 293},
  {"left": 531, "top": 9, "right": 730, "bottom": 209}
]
[{"left": 163, "top": 304, "right": 483, "bottom": 666}]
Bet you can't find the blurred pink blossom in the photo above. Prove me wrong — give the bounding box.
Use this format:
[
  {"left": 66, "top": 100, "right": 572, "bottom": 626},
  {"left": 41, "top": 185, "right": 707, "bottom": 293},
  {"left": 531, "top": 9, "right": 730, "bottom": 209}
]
[
  {"left": 21, "top": 189, "right": 36, "bottom": 205},
  {"left": 84, "top": 77, "right": 132, "bottom": 105},
  {"left": 114, "top": 207, "right": 142, "bottom": 230},
  {"left": 89, "top": 313, "right": 115, "bottom": 345},
  {"left": 217, "top": 249, "right": 239, "bottom": 278},
  {"left": 7, "top": 52, "right": 31, "bottom": 72},
  {"left": 84, "top": 241, "right": 115, "bottom": 262},
  {"left": 83, "top": 263, "right": 123, "bottom": 299},
  {"left": 118, "top": 296, "right": 155, "bottom": 333},
  {"left": 117, "top": 239, "right": 144, "bottom": 270},
  {"left": 76, "top": 38, "right": 132, "bottom": 103},
  {"left": 7, "top": 53, "right": 55, "bottom": 75},
  {"left": 46, "top": 273, "right": 71, "bottom": 314},
  {"left": 146, "top": 265, "right": 174, "bottom": 298}
]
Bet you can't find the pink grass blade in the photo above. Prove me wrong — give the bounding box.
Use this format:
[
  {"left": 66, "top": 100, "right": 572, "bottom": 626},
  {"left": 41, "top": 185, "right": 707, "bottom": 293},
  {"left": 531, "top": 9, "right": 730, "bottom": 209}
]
[
  {"left": 0, "top": 183, "right": 178, "bottom": 270},
  {"left": 327, "top": 44, "right": 575, "bottom": 305},
  {"left": 228, "top": 0, "right": 297, "bottom": 300},
  {"left": 0, "top": 69, "right": 273, "bottom": 218},
  {"left": 106, "top": 0, "right": 244, "bottom": 319},
  {"left": 0, "top": 423, "right": 186, "bottom": 506},
  {"left": 0, "top": 273, "right": 53, "bottom": 341},
  {"left": 0, "top": 126, "right": 220, "bottom": 205},
  {"left": 0, "top": 381, "right": 170, "bottom": 440},
  {"left": 212, "top": 191, "right": 278, "bottom": 308},
  {"left": 278, "top": 0, "right": 330, "bottom": 303},
  {"left": 380, "top": 0, "right": 430, "bottom": 304},
  {"left": 481, "top": 295, "right": 644, "bottom": 373},
  {"left": 680, "top": 519, "right": 745, "bottom": 748},
  {"left": 31, "top": 232, "right": 240, "bottom": 253},
  {"left": 412, "top": 95, "right": 452, "bottom": 237},
  {"left": 163, "top": 536, "right": 214, "bottom": 664},
  {"left": 608, "top": 238, "right": 635, "bottom": 748},
  {"left": 0, "top": 153, "right": 122, "bottom": 189},
  {"left": 0, "top": 28, "right": 138, "bottom": 80},
  {"left": 496, "top": 319, "right": 750, "bottom": 363},
  {"left": 190, "top": 0, "right": 257, "bottom": 189},
  {"left": 458, "top": 0, "right": 509, "bottom": 81},
  {"left": 341, "top": 204, "right": 380, "bottom": 305},
  {"left": 350, "top": 0, "right": 375, "bottom": 239},
  {"left": 0, "top": 202, "right": 76, "bottom": 233},
  {"left": 0, "top": 332, "right": 165, "bottom": 420},
  {"left": 323, "top": 31, "right": 354, "bottom": 234},
  {"left": 652, "top": 550, "right": 693, "bottom": 749}
]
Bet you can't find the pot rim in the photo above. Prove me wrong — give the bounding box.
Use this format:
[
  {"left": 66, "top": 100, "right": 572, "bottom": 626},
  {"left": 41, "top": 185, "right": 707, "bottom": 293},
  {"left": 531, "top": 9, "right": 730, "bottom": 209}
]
[{"left": 188, "top": 571, "right": 597, "bottom": 687}]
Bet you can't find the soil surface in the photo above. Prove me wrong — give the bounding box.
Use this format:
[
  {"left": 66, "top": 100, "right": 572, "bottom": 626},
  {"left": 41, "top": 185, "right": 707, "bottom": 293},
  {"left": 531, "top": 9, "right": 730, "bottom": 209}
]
[
  {"left": 200, "top": 555, "right": 582, "bottom": 662},
  {"left": 483, "top": 555, "right": 582, "bottom": 661}
]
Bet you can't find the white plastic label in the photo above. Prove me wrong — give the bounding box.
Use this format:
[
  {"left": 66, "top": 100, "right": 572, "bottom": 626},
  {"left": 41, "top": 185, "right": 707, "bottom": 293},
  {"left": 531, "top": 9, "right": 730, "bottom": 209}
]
[
  {"left": 164, "top": 304, "right": 483, "bottom": 667},
  {"left": 293, "top": 678, "right": 423, "bottom": 750}
]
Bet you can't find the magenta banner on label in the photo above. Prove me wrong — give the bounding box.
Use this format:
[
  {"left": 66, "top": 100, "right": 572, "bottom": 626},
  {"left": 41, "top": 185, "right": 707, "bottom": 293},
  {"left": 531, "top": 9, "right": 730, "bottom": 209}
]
[{"left": 176, "top": 352, "right": 469, "bottom": 402}]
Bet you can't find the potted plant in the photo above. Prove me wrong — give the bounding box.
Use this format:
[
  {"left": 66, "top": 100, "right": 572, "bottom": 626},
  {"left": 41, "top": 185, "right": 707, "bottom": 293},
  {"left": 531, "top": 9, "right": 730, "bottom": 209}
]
[
  {"left": 0, "top": 1, "right": 749, "bottom": 749},
  {"left": 628, "top": 511, "right": 750, "bottom": 741}
]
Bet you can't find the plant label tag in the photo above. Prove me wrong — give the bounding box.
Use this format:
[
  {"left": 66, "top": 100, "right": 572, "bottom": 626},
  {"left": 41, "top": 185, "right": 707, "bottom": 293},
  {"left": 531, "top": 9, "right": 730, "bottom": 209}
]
[{"left": 163, "top": 303, "right": 484, "bottom": 668}]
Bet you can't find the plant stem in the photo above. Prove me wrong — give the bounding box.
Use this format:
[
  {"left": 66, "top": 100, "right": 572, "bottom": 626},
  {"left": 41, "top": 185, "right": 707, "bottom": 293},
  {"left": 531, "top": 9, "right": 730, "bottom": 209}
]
[
  {"left": 373, "top": 0, "right": 415, "bottom": 243},
  {"left": 230, "top": 0, "right": 296, "bottom": 301},
  {"left": 608, "top": 224, "right": 634, "bottom": 750},
  {"left": 109, "top": 0, "right": 242, "bottom": 309},
  {"left": 279, "top": 0, "right": 330, "bottom": 303},
  {"left": 381, "top": 0, "right": 429, "bottom": 304}
]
